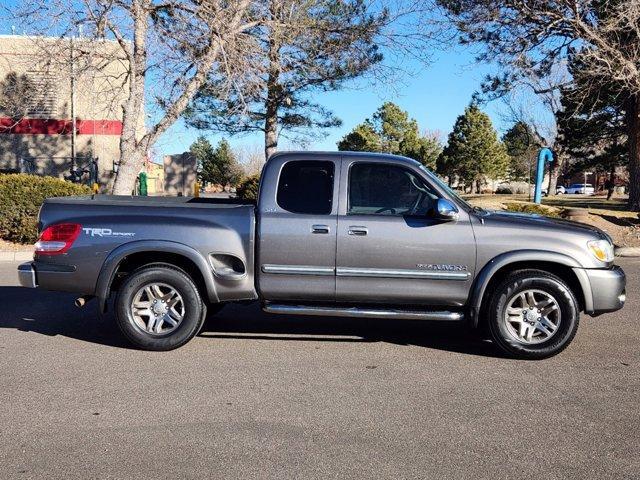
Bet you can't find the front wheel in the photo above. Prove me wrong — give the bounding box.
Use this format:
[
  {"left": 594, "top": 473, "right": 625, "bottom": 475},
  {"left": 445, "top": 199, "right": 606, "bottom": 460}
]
[
  {"left": 115, "top": 264, "right": 206, "bottom": 351},
  {"left": 486, "top": 270, "right": 579, "bottom": 359}
]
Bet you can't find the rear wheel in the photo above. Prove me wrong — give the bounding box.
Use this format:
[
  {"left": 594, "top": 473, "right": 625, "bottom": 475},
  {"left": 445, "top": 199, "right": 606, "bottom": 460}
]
[
  {"left": 115, "top": 264, "right": 206, "bottom": 351},
  {"left": 486, "top": 270, "right": 579, "bottom": 359}
]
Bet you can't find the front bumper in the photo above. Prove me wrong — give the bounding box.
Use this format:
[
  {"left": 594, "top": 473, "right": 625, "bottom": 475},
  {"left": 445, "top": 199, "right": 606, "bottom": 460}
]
[
  {"left": 582, "top": 265, "right": 626, "bottom": 315},
  {"left": 18, "top": 262, "right": 37, "bottom": 288}
]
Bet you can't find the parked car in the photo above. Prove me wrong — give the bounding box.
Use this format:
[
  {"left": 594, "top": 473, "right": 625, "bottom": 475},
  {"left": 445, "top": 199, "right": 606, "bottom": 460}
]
[
  {"left": 18, "top": 152, "right": 626, "bottom": 359},
  {"left": 540, "top": 185, "right": 566, "bottom": 196},
  {"left": 565, "top": 183, "right": 595, "bottom": 195}
]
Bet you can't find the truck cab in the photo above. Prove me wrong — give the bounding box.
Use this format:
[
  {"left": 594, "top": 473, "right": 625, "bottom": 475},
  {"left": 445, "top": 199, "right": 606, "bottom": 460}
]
[{"left": 257, "top": 152, "right": 476, "bottom": 308}]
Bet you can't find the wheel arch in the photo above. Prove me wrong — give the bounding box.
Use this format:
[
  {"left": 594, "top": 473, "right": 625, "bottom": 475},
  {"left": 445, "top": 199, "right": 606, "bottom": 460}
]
[
  {"left": 469, "top": 250, "right": 591, "bottom": 327},
  {"left": 95, "top": 240, "right": 219, "bottom": 313}
]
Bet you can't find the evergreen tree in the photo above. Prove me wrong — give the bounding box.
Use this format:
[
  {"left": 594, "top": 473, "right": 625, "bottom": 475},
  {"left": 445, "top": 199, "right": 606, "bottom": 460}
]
[
  {"left": 337, "top": 102, "right": 442, "bottom": 169},
  {"left": 337, "top": 122, "right": 382, "bottom": 152},
  {"left": 186, "top": 0, "right": 386, "bottom": 159},
  {"left": 191, "top": 137, "right": 243, "bottom": 187},
  {"left": 502, "top": 122, "right": 541, "bottom": 182},
  {"left": 437, "top": 104, "right": 509, "bottom": 192},
  {"left": 556, "top": 59, "right": 627, "bottom": 194}
]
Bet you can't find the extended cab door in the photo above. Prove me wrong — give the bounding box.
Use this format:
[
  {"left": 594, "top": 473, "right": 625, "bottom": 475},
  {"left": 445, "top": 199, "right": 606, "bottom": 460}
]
[
  {"left": 335, "top": 157, "right": 476, "bottom": 306},
  {"left": 257, "top": 154, "right": 340, "bottom": 301}
]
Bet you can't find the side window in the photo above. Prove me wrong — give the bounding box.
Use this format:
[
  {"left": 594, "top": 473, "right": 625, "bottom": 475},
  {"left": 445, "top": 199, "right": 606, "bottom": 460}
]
[
  {"left": 348, "top": 163, "right": 438, "bottom": 216},
  {"left": 277, "top": 160, "right": 335, "bottom": 215}
]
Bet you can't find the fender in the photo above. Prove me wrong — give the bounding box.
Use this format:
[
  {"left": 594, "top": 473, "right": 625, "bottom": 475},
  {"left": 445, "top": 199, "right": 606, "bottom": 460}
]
[
  {"left": 468, "top": 249, "right": 593, "bottom": 326},
  {"left": 95, "top": 240, "right": 219, "bottom": 312}
]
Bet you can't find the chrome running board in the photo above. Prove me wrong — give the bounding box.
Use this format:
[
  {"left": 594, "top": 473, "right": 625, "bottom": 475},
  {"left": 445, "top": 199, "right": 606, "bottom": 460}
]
[{"left": 263, "top": 304, "right": 464, "bottom": 321}]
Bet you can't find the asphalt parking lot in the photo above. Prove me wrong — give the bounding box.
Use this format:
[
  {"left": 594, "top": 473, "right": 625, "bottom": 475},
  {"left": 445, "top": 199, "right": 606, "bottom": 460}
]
[{"left": 1, "top": 259, "right": 639, "bottom": 479}]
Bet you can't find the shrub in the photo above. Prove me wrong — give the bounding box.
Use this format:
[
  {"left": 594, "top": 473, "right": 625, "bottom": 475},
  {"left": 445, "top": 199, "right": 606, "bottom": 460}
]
[
  {"left": 495, "top": 185, "right": 513, "bottom": 194},
  {"left": 235, "top": 174, "right": 260, "bottom": 202},
  {"left": 0, "top": 174, "right": 91, "bottom": 244},
  {"left": 503, "top": 202, "right": 561, "bottom": 218}
]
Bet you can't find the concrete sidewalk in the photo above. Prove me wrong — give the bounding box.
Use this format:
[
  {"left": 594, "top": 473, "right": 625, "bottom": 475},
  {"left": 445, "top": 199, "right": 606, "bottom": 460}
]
[{"left": 0, "top": 251, "right": 32, "bottom": 262}]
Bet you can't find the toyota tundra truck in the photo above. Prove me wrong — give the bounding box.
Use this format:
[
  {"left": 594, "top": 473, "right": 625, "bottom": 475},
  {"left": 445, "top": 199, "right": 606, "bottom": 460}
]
[{"left": 17, "top": 151, "right": 626, "bottom": 358}]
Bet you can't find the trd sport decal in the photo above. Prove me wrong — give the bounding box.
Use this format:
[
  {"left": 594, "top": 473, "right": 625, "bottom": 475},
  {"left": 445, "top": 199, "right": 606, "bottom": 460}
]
[{"left": 83, "top": 228, "right": 136, "bottom": 238}]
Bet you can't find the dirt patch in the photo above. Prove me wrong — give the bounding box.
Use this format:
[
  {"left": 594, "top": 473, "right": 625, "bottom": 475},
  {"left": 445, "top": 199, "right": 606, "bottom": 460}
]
[{"left": 588, "top": 214, "right": 640, "bottom": 248}]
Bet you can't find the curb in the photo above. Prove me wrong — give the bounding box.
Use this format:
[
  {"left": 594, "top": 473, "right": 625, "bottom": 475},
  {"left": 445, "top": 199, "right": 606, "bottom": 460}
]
[
  {"left": 0, "top": 251, "right": 33, "bottom": 262},
  {"left": 615, "top": 246, "right": 640, "bottom": 258}
]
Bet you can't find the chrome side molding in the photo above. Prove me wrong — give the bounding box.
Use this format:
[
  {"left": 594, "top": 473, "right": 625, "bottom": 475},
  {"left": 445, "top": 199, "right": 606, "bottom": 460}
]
[
  {"left": 336, "top": 267, "right": 470, "bottom": 281},
  {"left": 261, "top": 264, "right": 335, "bottom": 276},
  {"left": 261, "top": 265, "right": 470, "bottom": 280},
  {"left": 263, "top": 303, "right": 464, "bottom": 321}
]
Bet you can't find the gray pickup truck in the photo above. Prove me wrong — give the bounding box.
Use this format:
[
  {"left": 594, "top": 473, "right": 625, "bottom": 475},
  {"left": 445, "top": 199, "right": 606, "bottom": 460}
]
[{"left": 18, "top": 151, "right": 626, "bottom": 358}]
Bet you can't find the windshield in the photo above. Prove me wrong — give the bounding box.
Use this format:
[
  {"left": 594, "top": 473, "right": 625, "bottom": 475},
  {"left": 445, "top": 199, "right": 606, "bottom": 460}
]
[{"left": 418, "top": 165, "right": 473, "bottom": 211}]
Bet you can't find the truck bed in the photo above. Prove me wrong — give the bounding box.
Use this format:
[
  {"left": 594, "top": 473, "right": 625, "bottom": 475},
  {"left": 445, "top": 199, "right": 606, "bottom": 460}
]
[{"left": 35, "top": 194, "right": 258, "bottom": 303}]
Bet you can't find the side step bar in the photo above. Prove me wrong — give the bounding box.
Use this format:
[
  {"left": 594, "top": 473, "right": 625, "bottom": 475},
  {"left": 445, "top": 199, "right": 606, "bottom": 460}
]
[{"left": 263, "top": 304, "right": 464, "bottom": 321}]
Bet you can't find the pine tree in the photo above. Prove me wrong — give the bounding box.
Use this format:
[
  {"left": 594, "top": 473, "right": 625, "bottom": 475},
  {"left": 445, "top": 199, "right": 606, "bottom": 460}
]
[
  {"left": 191, "top": 137, "right": 243, "bottom": 187},
  {"left": 337, "top": 102, "right": 442, "bottom": 169},
  {"left": 502, "top": 122, "right": 542, "bottom": 182},
  {"left": 556, "top": 61, "right": 627, "bottom": 195},
  {"left": 186, "top": 0, "right": 386, "bottom": 159},
  {"left": 437, "top": 104, "right": 509, "bottom": 192}
]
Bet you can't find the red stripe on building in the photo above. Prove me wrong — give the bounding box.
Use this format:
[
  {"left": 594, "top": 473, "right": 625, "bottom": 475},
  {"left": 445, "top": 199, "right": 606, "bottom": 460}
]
[{"left": 0, "top": 117, "right": 123, "bottom": 135}]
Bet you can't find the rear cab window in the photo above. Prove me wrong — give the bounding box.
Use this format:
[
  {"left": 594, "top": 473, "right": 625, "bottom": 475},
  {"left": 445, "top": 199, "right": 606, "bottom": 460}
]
[{"left": 276, "top": 161, "right": 335, "bottom": 215}]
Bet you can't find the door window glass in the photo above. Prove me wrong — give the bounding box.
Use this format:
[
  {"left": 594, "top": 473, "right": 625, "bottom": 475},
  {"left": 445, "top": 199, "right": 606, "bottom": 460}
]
[
  {"left": 277, "top": 161, "right": 334, "bottom": 214},
  {"left": 348, "top": 163, "right": 438, "bottom": 216}
]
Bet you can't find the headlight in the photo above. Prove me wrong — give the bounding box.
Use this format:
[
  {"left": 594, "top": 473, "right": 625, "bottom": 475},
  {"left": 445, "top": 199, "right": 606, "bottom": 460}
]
[{"left": 587, "top": 239, "right": 614, "bottom": 262}]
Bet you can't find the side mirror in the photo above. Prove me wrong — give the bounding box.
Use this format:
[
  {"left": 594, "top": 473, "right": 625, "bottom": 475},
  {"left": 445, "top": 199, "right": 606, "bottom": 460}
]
[{"left": 435, "top": 198, "right": 459, "bottom": 221}]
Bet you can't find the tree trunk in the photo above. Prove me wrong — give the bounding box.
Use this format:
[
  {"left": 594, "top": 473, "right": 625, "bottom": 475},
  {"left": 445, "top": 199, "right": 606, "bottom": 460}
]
[
  {"left": 626, "top": 96, "right": 640, "bottom": 211},
  {"left": 264, "top": 105, "right": 278, "bottom": 159},
  {"left": 113, "top": 134, "right": 144, "bottom": 195},
  {"left": 263, "top": 0, "right": 280, "bottom": 160},
  {"left": 607, "top": 163, "right": 616, "bottom": 200},
  {"left": 111, "top": 0, "right": 148, "bottom": 195},
  {"left": 547, "top": 153, "right": 562, "bottom": 196}
]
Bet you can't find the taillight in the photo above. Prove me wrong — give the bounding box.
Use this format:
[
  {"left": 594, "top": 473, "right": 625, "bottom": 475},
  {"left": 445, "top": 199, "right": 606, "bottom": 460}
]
[{"left": 35, "top": 223, "right": 82, "bottom": 255}]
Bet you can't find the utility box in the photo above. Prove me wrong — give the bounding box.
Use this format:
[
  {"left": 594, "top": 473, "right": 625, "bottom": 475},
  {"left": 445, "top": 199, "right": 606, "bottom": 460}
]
[{"left": 163, "top": 152, "right": 197, "bottom": 196}]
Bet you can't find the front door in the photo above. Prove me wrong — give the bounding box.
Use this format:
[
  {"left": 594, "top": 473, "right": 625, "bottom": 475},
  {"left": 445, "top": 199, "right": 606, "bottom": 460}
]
[
  {"left": 257, "top": 157, "right": 339, "bottom": 302},
  {"left": 336, "top": 159, "right": 476, "bottom": 306}
]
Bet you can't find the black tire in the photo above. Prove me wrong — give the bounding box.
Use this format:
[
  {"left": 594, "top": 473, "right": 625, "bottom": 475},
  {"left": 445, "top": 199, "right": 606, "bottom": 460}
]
[
  {"left": 486, "top": 269, "right": 579, "bottom": 360},
  {"left": 115, "top": 264, "right": 206, "bottom": 351}
]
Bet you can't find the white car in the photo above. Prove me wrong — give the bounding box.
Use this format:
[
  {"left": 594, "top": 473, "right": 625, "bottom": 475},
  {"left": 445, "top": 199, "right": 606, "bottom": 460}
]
[
  {"left": 540, "top": 185, "right": 566, "bottom": 196},
  {"left": 565, "top": 183, "right": 595, "bottom": 195}
]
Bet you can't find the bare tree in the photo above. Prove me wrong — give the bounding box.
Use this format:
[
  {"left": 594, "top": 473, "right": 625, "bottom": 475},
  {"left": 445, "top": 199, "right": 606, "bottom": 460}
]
[
  {"left": 497, "top": 66, "right": 569, "bottom": 193},
  {"left": 437, "top": 0, "right": 640, "bottom": 209},
  {"left": 9, "top": 0, "right": 262, "bottom": 194}
]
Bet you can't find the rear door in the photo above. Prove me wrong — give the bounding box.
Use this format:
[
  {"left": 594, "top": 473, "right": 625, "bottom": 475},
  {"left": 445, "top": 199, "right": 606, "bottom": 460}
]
[
  {"left": 335, "top": 158, "right": 476, "bottom": 306},
  {"left": 257, "top": 155, "right": 340, "bottom": 301}
]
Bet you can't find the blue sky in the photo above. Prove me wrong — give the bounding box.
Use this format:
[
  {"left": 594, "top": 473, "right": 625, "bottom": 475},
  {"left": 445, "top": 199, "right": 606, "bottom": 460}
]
[{"left": 155, "top": 44, "right": 508, "bottom": 159}]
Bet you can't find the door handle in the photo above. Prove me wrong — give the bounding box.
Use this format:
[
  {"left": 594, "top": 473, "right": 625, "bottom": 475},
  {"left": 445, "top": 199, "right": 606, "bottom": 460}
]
[
  {"left": 311, "top": 224, "right": 330, "bottom": 234},
  {"left": 348, "top": 226, "right": 368, "bottom": 236}
]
